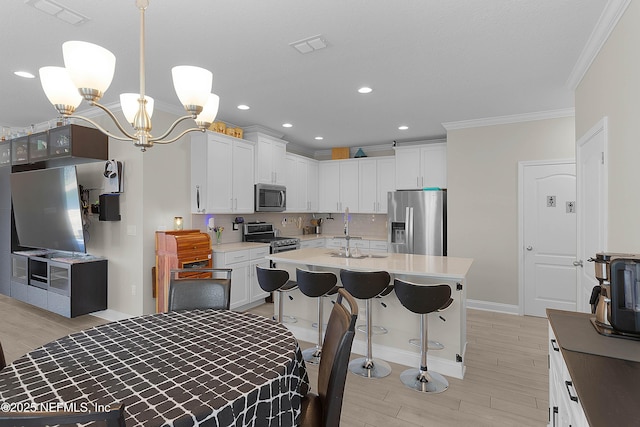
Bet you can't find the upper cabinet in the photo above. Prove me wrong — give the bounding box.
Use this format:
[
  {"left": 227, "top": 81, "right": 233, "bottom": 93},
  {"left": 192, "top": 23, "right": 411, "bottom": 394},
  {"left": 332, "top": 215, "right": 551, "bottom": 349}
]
[
  {"left": 318, "top": 159, "right": 359, "bottom": 213},
  {"left": 10, "top": 125, "right": 108, "bottom": 167},
  {"left": 284, "top": 153, "right": 319, "bottom": 212},
  {"left": 244, "top": 132, "right": 286, "bottom": 185},
  {"left": 191, "top": 131, "right": 255, "bottom": 214},
  {"left": 395, "top": 143, "right": 447, "bottom": 189},
  {"left": 358, "top": 157, "right": 395, "bottom": 214}
]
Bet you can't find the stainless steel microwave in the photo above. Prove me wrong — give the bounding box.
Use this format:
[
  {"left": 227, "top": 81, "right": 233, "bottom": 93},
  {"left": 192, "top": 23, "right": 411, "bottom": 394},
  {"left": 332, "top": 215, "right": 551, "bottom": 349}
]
[{"left": 255, "top": 183, "right": 286, "bottom": 212}]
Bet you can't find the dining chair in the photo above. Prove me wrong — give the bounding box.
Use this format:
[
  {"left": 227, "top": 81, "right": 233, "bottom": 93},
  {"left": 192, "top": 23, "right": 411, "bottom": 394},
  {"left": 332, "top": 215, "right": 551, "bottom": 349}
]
[
  {"left": 0, "top": 341, "right": 5, "bottom": 370},
  {"left": 168, "top": 268, "right": 232, "bottom": 311},
  {"left": 299, "top": 288, "right": 358, "bottom": 427},
  {"left": 0, "top": 402, "right": 126, "bottom": 426}
]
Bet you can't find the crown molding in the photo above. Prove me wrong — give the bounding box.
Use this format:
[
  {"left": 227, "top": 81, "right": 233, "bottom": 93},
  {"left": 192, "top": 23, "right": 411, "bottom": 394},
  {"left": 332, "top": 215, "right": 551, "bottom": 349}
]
[
  {"left": 566, "top": 0, "right": 631, "bottom": 90},
  {"left": 442, "top": 108, "right": 575, "bottom": 131},
  {"left": 242, "top": 125, "right": 285, "bottom": 139},
  {"left": 313, "top": 143, "right": 394, "bottom": 159}
]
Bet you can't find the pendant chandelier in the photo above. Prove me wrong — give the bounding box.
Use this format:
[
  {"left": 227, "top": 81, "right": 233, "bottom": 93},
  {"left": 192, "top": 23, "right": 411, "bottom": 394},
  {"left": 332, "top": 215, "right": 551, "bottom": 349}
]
[{"left": 38, "top": 0, "right": 219, "bottom": 152}]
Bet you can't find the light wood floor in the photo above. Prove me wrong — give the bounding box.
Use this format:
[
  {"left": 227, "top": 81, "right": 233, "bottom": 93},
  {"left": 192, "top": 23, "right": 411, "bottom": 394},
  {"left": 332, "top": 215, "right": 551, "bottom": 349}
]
[{"left": 0, "top": 295, "right": 549, "bottom": 426}]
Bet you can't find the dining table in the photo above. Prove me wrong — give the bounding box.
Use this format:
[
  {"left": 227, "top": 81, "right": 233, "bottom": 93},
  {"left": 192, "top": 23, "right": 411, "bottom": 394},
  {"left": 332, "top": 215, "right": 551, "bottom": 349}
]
[{"left": 0, "top": 309, "right": 309, "bottom": 426}]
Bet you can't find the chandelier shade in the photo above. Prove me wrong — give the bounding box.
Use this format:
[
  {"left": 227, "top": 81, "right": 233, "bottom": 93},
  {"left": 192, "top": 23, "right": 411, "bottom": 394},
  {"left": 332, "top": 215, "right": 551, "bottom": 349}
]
[
  {"left": 62, "top": 41, "right": 116, "bottom": 101},
  {"left": 171, "top": 66, "right": 213, "bottom": 114},
  {"left": 195, "top": 93, "right": 220, "bottom": 127},
  {"left": 120, "top": 93, "right": 154, "bottom": 125},
  {"left": 38, "top": 66, "right": 83, "bottom": 114}
]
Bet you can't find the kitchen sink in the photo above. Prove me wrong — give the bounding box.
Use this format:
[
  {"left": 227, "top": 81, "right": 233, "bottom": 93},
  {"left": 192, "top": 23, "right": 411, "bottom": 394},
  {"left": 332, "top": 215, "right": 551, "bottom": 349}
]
[{"left": 329, "top": 251, "right": 388, "bottom": 259}]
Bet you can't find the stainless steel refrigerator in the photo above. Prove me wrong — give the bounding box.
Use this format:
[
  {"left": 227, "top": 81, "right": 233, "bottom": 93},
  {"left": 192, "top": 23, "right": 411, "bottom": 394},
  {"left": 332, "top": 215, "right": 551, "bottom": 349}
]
[{"left": 387, "top": 190, "right": 446, "bottom": 255}]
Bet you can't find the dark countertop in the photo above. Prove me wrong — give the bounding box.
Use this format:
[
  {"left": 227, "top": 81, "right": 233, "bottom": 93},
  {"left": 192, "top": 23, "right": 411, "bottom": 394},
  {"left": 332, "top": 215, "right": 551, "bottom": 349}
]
[{"left": 547, "top": 309, "right": 640, "bottom": 427}]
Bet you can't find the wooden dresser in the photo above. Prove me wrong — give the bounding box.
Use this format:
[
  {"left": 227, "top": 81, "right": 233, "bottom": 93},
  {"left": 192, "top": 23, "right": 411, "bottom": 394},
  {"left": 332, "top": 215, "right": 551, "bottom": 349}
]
[{"left": 155, "top": 230, "right": 212, "bottom": 312}]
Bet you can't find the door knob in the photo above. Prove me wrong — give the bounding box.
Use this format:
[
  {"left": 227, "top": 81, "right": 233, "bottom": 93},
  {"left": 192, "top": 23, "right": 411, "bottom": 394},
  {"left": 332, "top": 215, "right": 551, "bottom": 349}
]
[
  {"left": 573, "top": 260, "right": 583, "bottom": 267},
  {"left": 526, "top": 246, "right": 533, "bottom": 251}
]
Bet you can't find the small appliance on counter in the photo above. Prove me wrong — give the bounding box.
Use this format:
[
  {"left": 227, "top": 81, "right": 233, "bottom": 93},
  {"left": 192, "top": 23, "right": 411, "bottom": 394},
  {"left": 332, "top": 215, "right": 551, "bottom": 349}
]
[{"left": 589, "top": 252, "right": 640, "bottom": 340}]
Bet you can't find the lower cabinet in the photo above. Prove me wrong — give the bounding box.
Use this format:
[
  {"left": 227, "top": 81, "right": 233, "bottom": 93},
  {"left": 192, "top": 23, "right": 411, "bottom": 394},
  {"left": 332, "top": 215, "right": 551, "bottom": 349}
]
[
  {"left": 548, "top": 323, "right": 589, "bottom": 427},
  {"left": 10, "top": 253, "right": 107, "bottom": 318},
  {"left": 214, "top": 246, "right": 270, "bottom": 310}
]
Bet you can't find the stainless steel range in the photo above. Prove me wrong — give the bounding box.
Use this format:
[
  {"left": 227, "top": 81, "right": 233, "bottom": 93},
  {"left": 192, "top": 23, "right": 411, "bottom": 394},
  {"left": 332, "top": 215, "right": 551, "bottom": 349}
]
[{"left": 243, "top": 222, "right": 300, "bottom": 254}]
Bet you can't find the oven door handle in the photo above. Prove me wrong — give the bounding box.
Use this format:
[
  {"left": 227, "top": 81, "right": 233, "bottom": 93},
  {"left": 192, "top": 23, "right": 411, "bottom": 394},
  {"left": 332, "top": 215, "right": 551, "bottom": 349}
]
[{"left": 279, "top": 190, "right": 286, "bottom": 208}]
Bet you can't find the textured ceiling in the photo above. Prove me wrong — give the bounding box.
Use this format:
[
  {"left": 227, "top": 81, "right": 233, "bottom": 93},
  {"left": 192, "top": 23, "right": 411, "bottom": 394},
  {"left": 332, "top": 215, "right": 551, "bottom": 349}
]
[{"left": 0, "top": 0, "right": 610, "bottom": 152}]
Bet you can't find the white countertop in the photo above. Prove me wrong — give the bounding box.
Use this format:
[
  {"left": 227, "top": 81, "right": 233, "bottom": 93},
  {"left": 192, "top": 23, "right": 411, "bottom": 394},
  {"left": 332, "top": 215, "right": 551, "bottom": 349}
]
[
  {"left": 266, "top": 247, "right": 473, "bottom": 279},
  {"left": 211, "top": 242, "right": 269, "bottom": 253}
]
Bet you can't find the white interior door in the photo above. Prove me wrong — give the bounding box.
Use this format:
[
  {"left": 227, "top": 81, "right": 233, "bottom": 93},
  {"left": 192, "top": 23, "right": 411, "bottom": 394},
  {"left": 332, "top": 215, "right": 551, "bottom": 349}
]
[
  {"left": 522, "top": 162, "right": 576, "bottom": 317},
  {"left": 576, "top": 118, "right": 608, "bottom": 313}
]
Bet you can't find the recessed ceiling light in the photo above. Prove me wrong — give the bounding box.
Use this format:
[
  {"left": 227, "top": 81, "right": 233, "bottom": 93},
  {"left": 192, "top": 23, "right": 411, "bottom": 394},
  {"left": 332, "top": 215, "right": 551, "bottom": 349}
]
[
  {"left": 398, "top": 125, "right": 409, "bottom": 130},
  {"left": 315, "top": 136, "right": 323, "bottom": 140},
  {"left": 237, "top": 104, "right": 250, "bottom": 110},
  {"left": 14, "top": 71, "right": 36, "bottom": 79},
  {"left": 358, "top": 87, "right": 373, "bottom": 94},
  {"left": 282, "top": 123, "right": 293, "bottom": 128}
]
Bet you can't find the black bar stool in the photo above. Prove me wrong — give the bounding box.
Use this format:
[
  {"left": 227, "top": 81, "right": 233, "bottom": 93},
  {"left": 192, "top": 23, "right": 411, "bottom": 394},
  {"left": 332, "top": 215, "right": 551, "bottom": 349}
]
[
  {"left": 356, "top": 283, "right": 394, "bottom": 335},
  {"left": 394, "top": 278, "right": 451, "bottom": 393},
  {"left": 296, "top": 268, "right": 339, "bottom": 365},
  {"left": 340, "top": 269, "right": 392, "bottom": 378},
  {"left": 256, "top": 266, "right": 298, "bottom": 323}
]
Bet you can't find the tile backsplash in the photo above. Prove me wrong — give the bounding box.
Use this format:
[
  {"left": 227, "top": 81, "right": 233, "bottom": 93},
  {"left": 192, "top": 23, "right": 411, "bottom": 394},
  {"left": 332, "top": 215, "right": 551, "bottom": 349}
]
[{"left": 191, "top": 212, "right": 387, "bottom": 244}]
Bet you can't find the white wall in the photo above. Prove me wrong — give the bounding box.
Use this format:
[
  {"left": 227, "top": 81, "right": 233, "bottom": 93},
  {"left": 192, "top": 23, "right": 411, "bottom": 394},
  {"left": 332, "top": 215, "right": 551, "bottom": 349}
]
[
  {"left": 76, "top": 109, "right": 191, "bottom": 316},
  {"left": 446, "top": 117, "right": 575, "bottom": 306},
  {"left": 575, "top": 1, "right": 640, "bottom": 254}
]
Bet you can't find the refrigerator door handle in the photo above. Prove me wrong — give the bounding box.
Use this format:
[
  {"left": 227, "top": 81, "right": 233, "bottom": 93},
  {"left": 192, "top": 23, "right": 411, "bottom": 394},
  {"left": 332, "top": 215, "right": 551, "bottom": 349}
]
[{"left": 406, "top": 207, "right": 414, "bottom": 254}]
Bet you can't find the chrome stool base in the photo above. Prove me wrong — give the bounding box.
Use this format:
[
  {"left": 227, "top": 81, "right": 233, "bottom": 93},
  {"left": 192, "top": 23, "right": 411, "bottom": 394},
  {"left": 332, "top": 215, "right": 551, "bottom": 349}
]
[
  {"left": 348, "top": 357, "right": 392, "bottom": 378},
  {"left": 409, "top": 338, "right": 444, "bottom": 350},
  {"left": 302, "top": 347, "right": 322, "bottom": 365},
  {"left": 357, "top": 324, "right": 388, "bottom": 335},
  {"left": 400, "top": 368, "right": 448, "bottom": 393}
]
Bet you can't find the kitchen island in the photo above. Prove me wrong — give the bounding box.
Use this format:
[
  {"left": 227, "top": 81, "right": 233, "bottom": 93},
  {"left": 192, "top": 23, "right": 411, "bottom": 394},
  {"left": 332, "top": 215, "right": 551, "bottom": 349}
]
[{"left": 266, "top": 247, "right": 473, "bottom": 379}]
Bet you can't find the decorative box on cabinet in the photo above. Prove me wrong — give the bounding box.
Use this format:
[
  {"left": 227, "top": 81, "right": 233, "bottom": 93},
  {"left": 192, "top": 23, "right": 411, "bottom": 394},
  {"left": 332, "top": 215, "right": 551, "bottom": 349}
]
[{"left": 155, "top": 230, "right": 212, "bottom": 312}]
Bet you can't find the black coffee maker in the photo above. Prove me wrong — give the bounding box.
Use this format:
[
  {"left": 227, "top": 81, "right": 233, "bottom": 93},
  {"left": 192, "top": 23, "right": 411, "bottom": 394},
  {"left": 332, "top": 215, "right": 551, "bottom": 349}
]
[
  {"left": 589, "top": 253, "right": 640, "bottom": 339},
  {"left": 608, "top": 257, "right": 640, "bottom": 335}
]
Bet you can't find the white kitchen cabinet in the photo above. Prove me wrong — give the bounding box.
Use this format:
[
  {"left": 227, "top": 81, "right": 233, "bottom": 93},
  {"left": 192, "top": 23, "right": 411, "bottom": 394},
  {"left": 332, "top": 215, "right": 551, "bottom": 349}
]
[
  {"left": 191, "top": 132, "right": 255, "bottom": 214},
  {"left": 245, "top": 132, "right": 287, "bottom": 185},
  {"left": 395, "top": 143, "right": 446, "bottom": 190},
  {"left": 548, "top": 323, "right": 589, "bottom": 427},
  {"left": 285, "top": 153, "right": 319, "bottom": 212},
  {"left": 318, "top": 159, "right": 359, "bottom": 213},
  {"left": 214, "top": 246, "right": 270, "bottom": 310},
  {"left": 358, "top": 157, "right": 395, "bottom": 214},
  {"left": 249, "top": 247, "right": 270, "bottom": 301},
  {"left": 307, "top": 160, "right": 319, "bottom": 211}
]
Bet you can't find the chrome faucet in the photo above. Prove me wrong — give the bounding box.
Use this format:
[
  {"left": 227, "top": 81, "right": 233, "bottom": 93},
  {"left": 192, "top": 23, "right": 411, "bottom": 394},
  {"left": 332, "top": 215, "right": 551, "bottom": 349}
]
[{"left": 344, "top": 207, "right": 351, "bottom": 257}]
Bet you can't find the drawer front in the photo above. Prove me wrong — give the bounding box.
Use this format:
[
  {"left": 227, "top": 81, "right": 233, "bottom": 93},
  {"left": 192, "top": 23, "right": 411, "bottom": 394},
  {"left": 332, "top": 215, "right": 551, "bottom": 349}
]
[
  {"left": 250, "top": 246, "right": 270, "bottom": 259},
  {"left": 224, "top": 250, "right": 250, "bottom": 265},
  {"left": 174, "top": 234, "right": 211, "bottom": 251}
]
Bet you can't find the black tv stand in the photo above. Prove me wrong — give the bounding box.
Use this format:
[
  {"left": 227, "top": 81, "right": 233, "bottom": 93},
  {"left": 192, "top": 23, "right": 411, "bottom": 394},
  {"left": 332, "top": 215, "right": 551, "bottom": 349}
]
[{"left": 10, "top": 250, "right": 107, "bottom": 318}]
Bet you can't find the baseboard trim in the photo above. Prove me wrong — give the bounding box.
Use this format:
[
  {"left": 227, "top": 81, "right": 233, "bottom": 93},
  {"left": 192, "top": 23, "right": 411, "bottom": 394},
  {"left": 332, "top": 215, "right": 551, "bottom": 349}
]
[{"left": 466, "top": 299, "right": 519, "bottom": 315}]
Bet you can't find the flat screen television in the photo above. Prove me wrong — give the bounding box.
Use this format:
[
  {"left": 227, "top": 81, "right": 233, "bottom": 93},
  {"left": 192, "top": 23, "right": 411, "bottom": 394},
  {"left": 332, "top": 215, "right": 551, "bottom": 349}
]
[{"left": 10, "top": 166, "right": 86, "bottom": 253}]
